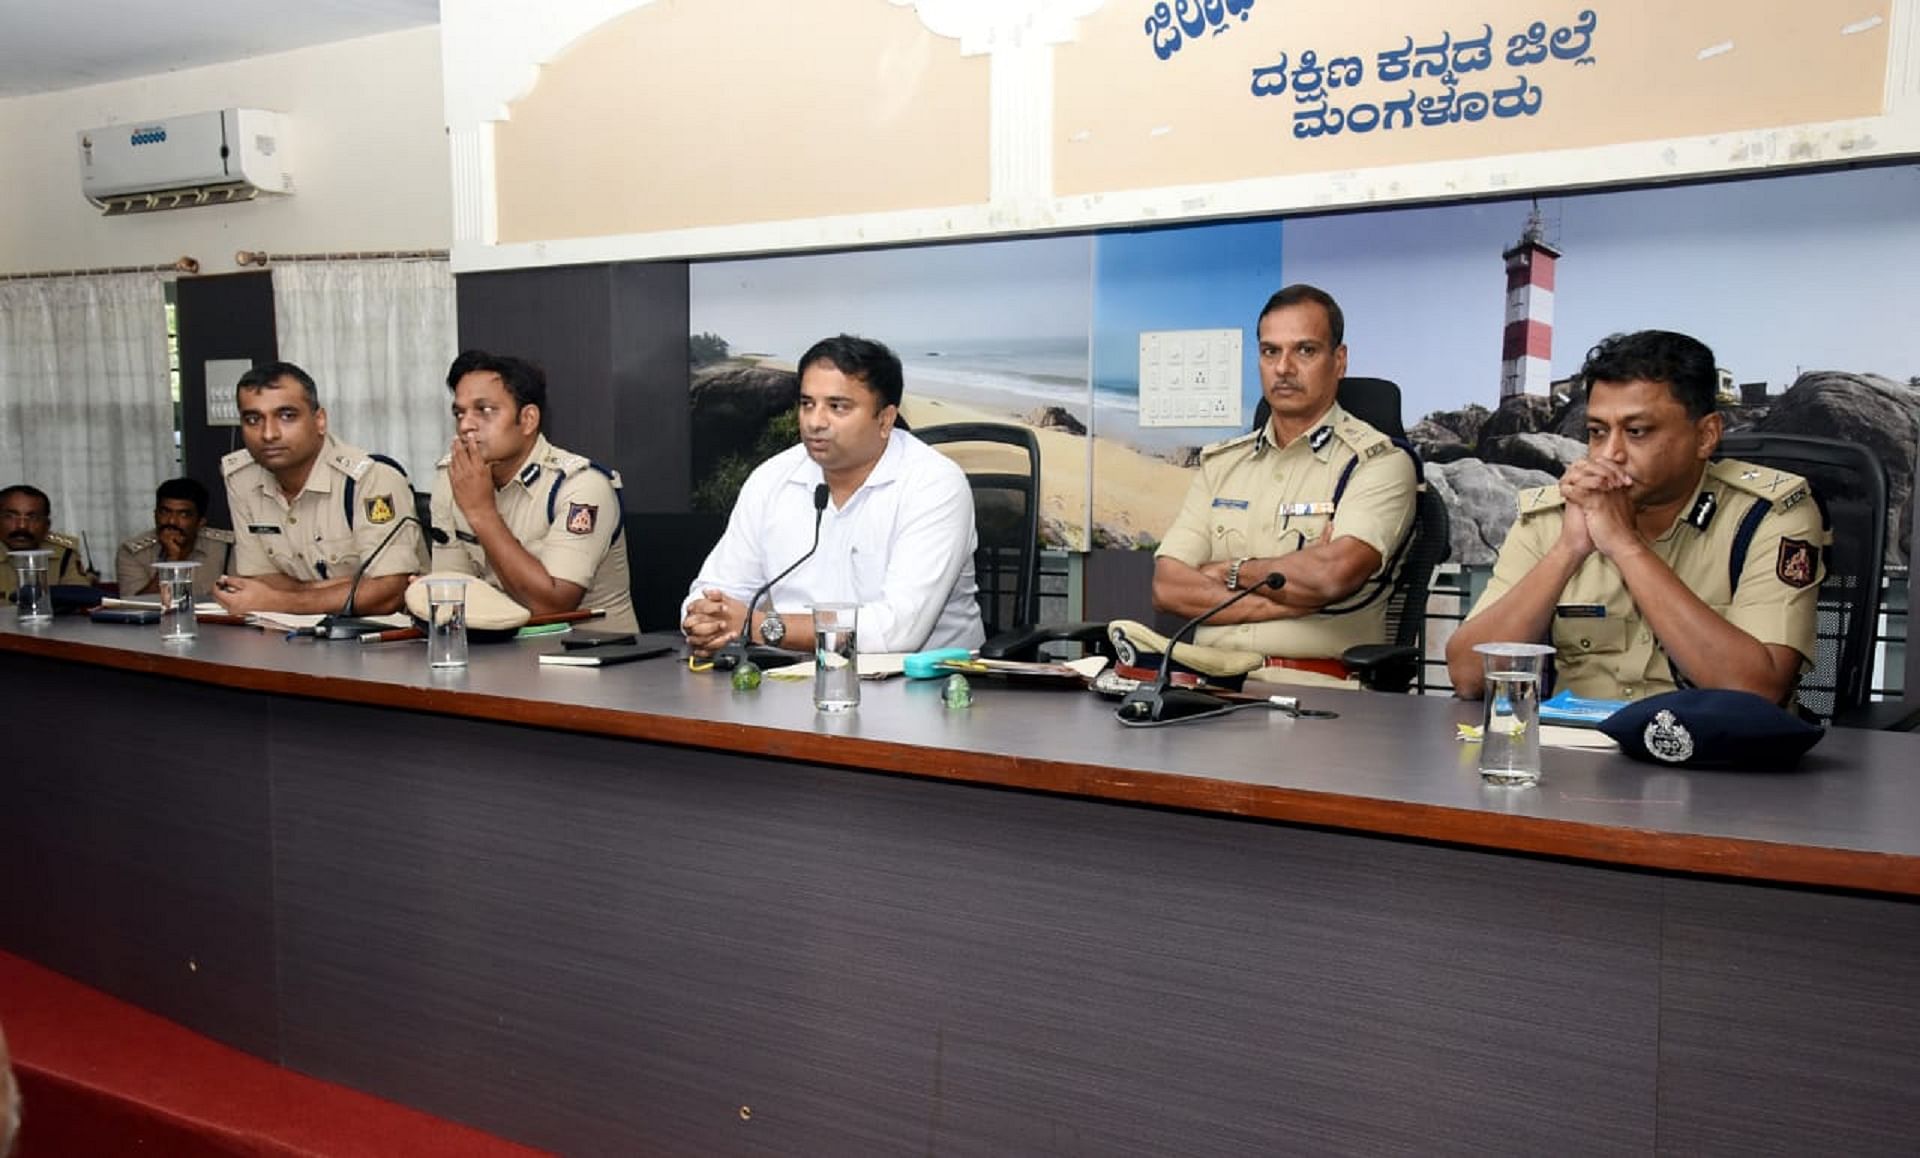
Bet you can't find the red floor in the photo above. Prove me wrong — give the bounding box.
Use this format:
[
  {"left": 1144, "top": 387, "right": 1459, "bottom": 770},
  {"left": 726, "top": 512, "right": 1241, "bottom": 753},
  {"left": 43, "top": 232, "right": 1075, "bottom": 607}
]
[{"left": 0, "top": 951, "right": 550, "bottom": 1157}]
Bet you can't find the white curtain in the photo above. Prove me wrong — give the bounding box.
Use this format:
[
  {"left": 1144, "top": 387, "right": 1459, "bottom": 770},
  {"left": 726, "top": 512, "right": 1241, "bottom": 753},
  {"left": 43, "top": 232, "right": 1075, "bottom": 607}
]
[
  {"left": 272, "top": 259, "right": 457, "bottom": 493},
  {"left": 0, "top": 274, "right": 173, "bottom": 568}
]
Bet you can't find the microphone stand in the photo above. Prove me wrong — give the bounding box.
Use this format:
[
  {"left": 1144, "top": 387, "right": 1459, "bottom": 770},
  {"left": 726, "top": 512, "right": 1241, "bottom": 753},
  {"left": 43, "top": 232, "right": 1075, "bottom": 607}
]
[
  {"left": 1117, "top": 573, "right": 1286, "bottom": 724},
  {"left": 712, "top": 483, "right": 831, "bottom": 671},
  {"left": 312, "top": 515, "right": 423, "bottom": 640}
]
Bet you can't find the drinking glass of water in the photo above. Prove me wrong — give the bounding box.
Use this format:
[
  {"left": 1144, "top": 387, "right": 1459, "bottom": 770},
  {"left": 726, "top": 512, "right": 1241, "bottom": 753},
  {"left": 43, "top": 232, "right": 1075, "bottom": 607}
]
[
  {"left": 812, "top": 603, "right": 859, "bottom": 713},
  {"left": 1473, "top": 642, "right": 1555, "bottom": 785}
]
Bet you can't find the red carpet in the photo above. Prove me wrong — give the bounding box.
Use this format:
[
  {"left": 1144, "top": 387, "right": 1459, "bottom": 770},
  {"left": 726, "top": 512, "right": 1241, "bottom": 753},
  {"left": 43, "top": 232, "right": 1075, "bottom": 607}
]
[{"left": 0, "top": 951, "right": 550, "bottom": 1157}]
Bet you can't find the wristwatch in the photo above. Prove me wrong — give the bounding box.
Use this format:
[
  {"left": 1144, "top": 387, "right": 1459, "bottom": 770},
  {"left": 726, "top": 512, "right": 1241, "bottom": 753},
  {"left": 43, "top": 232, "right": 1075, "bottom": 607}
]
[
  {"left": 758, "top": 608, "right": 787, "bottom": 647},
  {"left": 1226, "top": 557, "right": 1249, "bottom": 591}
]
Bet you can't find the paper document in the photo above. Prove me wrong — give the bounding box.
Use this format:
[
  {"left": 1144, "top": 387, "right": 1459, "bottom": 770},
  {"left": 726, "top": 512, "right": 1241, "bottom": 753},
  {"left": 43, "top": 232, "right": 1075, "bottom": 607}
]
[
  {"left": 98, "top": 596, "right": 225, "bottom": 616},
  {"left": 248, "top": 611, "right": 410, "bottom": 631}
]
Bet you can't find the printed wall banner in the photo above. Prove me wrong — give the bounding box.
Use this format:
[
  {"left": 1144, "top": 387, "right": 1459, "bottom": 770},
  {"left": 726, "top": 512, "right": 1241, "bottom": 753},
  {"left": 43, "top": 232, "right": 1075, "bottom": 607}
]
[{"left": 1055, "top": 1, "right": 1890, "bottom": 195}]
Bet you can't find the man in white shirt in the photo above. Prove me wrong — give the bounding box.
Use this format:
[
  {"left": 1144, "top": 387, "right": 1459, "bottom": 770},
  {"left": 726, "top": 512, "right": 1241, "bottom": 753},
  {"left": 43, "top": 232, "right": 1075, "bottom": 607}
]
[{"left": 681, "top": 334, "right": 984, "bottom": 656}]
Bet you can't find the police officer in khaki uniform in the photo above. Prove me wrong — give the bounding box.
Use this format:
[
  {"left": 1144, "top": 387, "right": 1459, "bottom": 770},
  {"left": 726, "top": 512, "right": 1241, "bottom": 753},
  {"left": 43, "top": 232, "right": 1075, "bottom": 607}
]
[
  {"left": 429, "top": 350, "right": 636, "bottom": 633},
  {"left": 216, "top": 362, "right": 427, "bottom": 616},
  {"left": 1151, "top": 284, "right": 1418, "bottom": 686},
  {"left": 115, "top": 477, "right": 233, "bottom": 599},
  {"left": 1449, "top": 330, "right": 1826, "bottom": 705},
  {"left": 0, "top": 484, "right": 94, "bottom": 598}
]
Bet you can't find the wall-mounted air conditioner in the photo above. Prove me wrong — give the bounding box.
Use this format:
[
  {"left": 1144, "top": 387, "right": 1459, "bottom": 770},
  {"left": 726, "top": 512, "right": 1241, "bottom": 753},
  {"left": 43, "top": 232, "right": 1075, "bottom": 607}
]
[{"left": 78, "top": 108, "right": 290, "bottom": 216}]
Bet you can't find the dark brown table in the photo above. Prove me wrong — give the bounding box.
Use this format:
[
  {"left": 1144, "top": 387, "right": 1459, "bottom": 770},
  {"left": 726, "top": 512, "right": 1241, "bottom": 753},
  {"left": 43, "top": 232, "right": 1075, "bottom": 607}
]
[{"left": 4, "top": 618, "right": 1918, "bottom": 1155}]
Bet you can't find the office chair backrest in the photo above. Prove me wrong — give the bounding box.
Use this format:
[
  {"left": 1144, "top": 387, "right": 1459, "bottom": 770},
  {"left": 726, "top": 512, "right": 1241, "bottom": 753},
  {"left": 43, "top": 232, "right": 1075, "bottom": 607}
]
[
  {"left": 915, "top": 422, "right": 1042, "bottom": 637},
  {"left": 1249, "top": 377, "right": 1409, "bottom": 445},
  {"left": 1715, "top": 432, "right": 1888, "bottom": 722}
]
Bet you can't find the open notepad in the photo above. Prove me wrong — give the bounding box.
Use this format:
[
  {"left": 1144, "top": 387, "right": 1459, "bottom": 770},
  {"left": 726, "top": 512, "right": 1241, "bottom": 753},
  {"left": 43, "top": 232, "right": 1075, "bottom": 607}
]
[{"left": 97, "top": 596, "right": 226, "bottom": 616}]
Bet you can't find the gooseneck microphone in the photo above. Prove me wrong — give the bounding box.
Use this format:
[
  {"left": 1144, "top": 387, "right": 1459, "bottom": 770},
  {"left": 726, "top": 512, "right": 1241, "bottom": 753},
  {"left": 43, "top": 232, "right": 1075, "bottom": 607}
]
[
  {"left": 713, "top": 483, "right": 831, "bottom": 671},
  {"left": 313, "top": 514, "right": 423, "bottom": 640},
  {"left": 1117, "top": 572, "right": 1286, "bottom": 723}
]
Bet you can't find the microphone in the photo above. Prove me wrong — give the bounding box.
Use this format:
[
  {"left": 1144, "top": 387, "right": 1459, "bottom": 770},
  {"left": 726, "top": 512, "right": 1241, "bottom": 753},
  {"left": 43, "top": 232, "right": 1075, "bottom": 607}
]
[
  {"left": 313, "top": 514, "right": 422, "bottom": 640},
  {"left": 1117, "top": 573, "right": 1285, "bottom": 724},
  {"left": 713, "top": 483, "right": 831, "bottom": 671}
]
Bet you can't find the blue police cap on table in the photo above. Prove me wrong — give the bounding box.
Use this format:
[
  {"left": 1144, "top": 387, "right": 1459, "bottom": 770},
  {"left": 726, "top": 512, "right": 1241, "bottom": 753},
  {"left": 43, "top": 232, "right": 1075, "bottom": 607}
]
[{"left": 1598, "top": 689, "right": 1824, "bottom": 769}]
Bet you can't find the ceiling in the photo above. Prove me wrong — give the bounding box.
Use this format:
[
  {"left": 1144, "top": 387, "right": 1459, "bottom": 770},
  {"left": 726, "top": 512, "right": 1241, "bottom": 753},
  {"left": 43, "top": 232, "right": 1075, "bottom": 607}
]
[{"left": 0, "top": 0, "right": 441, "bottom": 99}]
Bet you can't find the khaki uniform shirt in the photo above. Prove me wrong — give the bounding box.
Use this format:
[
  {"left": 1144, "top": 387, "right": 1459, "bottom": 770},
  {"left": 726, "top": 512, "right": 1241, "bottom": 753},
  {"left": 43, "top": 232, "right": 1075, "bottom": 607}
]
[
  {"left": 223, "top": 435, "right": 427, "bottom": 585},
  {"left": 429, "top": 435, "right": 636, "bottom": 634},
  {"left": 1156, "top": 403, "right": 1418, "bottom": 662},
  {"left": 0, "top": 531, "right": 92, "bottom": 599},
  {"left": 1467, "top": 457, "right": 1828, "bottom": 701},
  {"left": 115, "top": 527, "right": 234, "bottom": 598}
]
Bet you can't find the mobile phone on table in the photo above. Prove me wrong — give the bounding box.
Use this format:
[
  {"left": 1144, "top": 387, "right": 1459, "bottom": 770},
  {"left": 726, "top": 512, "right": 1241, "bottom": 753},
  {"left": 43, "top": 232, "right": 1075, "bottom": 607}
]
[{"left": 561, "top": 629, "right": 640, "bottom": 650}]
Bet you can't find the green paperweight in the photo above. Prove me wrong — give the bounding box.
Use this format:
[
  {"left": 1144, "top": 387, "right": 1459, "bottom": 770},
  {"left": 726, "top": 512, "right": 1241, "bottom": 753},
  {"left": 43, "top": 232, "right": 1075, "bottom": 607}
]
[
  {"left": 730, "top": 660, "right": 763, "bottom": 691},
  {"left": 942, "top": 672, "right": 973, "bottom": 709}
]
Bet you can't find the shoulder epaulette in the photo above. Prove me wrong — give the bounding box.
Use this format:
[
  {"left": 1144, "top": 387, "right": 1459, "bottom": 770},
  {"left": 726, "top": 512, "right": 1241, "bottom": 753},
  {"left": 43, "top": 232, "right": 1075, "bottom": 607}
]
[
  {"left": 1710, "top": 458, "right": 1812, "bottom": 512},
  {"left": 546, "top": 446, "right": 622, "bottom": 487},
  {"left": 44, "top": 530, "right": 80, "bottom": 550},
  {"left": 221, "top": 448, "right": 255, "bottom": 476},
  {"left": 1198, "top": 429, "right": 1261, "bottom": 460},
  {"left": 122, "top": 532, "right": 158, "bottom": 553},
  {"left": 1331, "top": 413, "right": 1395, "bottom": 460},
  {"left": 202, "top": 526, "right": 236, "bottom": 544},
  {"left": 1516, "top": 484, "right": 1566, "bottom": 516},
  {"left": 328, "top": 450, "right": 376, "bottom": 482}
]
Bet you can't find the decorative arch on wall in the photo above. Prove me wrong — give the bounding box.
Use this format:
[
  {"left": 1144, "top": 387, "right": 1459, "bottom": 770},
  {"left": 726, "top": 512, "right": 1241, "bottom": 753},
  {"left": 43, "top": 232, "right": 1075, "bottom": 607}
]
[{"left": 442, "top": 0, "right": 1920, "bottom": 272}]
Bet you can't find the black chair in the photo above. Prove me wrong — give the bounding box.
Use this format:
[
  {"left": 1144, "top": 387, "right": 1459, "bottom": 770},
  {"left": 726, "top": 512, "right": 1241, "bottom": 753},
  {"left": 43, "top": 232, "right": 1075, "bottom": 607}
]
[
  {"left": 1714, "top": 431, "right": 1906, "bottom": 727},
  {"left": 915, "top": 422, "right": 1042, "bottom": 640}
]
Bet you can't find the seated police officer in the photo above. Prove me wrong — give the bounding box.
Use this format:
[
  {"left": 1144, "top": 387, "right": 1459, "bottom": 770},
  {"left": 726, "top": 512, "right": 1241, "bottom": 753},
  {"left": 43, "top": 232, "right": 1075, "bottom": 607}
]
[
  {"left": 1446, "top": 330, "right": 1826, "bottom": 705},
  {"left": 428, "top": 350, "right": 637, "bottom": 634},
  {"left": 1142, "top": 284, "right": 1418, "bottom": 687},
  {"left": 0, "top": 483, "right": 94, "bottom": 599},
  {"left": 116, "top": 477, "right": 232, "bottom": 599},
  {"left": 216, "top": 362, "right": 426, "bottom": 616}
]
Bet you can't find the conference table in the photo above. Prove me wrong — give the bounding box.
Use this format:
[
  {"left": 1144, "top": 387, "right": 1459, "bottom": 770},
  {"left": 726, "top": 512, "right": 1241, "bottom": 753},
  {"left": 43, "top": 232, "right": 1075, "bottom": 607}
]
[{"left": 3, "top": 617, "right": 1917, "bottom": 1155}]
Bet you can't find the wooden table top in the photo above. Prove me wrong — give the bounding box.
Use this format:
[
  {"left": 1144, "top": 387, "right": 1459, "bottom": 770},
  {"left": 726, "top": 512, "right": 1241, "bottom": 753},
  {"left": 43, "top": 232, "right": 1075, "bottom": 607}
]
[{"left": 7, "top": 616, "right": 1920, "bottom": 897}]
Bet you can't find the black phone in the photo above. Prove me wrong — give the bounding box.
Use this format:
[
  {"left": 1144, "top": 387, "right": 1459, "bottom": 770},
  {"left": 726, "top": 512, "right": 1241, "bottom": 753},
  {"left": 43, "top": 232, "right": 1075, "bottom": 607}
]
[
  {"left": 91, "top": 607, "right": 162, "bottom": 624},
  {"left": 561, "top": 629, "right": 640, "bottom": 651}
]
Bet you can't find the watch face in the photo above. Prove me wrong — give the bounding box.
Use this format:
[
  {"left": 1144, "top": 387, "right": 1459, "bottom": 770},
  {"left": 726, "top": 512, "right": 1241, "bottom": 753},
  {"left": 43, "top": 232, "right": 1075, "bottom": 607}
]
[{"left": 760, "top": 610, "right": 786, "bottom": 646}]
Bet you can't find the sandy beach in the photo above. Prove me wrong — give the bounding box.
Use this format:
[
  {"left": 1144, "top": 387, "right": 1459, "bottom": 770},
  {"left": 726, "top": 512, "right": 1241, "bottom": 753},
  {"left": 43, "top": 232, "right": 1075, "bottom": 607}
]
[
  {"left": 900, "top": 395, "right": 1192, "bottom": 551},
  {"left": 733, "top": 354, "right": 1195, "bottom": 550}
]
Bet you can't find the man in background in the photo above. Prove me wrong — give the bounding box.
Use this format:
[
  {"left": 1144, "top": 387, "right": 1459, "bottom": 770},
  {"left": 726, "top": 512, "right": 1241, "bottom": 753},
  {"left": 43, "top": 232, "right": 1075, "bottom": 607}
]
[
  {"left": 0, "top": 484, "right": 93, "bottom": 599},
  {"left": 115, "top": 477, "right": 232, "bottom": 598},
  {"left": 429, "top": 350, "right": 637, "bottom": 633},
  {"left": 216, "top": 362, "right": 426, "bottom": 615}
]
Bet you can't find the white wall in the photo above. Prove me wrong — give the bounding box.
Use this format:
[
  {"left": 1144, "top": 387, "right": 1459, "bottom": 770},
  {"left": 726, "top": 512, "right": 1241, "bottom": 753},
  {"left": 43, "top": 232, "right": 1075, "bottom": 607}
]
[{"left": 0, "top": 26, "right": 451, "bottom": 275}]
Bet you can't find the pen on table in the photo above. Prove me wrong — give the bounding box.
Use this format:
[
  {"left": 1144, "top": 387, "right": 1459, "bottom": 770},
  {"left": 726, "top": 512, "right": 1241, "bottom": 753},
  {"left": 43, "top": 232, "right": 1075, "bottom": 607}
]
[
  {"left": 515, "top": 622, "right": 572, "bottom": 639},
  {"left": 359, "top": 627, "right": 426, "bottom": 645}
]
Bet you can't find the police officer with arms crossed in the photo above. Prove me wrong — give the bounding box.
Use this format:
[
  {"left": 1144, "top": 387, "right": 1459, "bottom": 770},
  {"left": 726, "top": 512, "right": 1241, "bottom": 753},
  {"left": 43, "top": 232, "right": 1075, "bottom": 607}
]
[
  {"left": 681, "top": 334, "right": 984, "bottom": 657},
  {"left": 428, "top": 350, "right": 637, "bottom": 634},
  {"left": 0, "top": 484, "right": 94, "bottom": 599},
  {"left": 1446, "top": 330, "right": 1826, "bottom": 705},
  {"left": 216, "top": 362, "right": 427, "bottom": 615},
  {"left": 1145, "top": 284, "right": 1418, "bottom": 687},
  {"left": 115, "top": 477, "right": 233, "bottom": 599}
]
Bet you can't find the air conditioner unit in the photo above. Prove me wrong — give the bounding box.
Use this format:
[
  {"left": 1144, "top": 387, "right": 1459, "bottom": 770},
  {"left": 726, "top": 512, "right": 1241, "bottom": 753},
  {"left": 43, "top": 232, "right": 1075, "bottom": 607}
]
[{"left": 78, "top": 108, "right": 290, "bottom": 216}]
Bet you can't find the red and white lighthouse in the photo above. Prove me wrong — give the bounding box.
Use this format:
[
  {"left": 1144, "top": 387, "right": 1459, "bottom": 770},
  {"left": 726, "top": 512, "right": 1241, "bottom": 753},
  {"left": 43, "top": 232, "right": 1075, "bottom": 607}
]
[{"left": 1499, "top": 209, "right": 1561, "bottom": 399}]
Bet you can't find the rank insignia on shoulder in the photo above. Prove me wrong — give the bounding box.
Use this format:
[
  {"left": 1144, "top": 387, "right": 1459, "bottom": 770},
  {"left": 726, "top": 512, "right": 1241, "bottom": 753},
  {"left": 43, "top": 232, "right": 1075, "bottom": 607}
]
[
  {"left": 365, "top": 494, "right": 396, "bottom": 524},
  {"left": 1308, "top": 425, "right": 1334, "bottom": 453},
  {"left": 1778, "top": 486, "right": 1810, "bottom": 511},
  {"left": 565, "top": 502, "right": 598, "bottom": 535},
  {"left": 1777, "top": 537, "right": 1817, "bottom": 588},
  {"left": 1211, "top": 498, "right": 1249, "bottom": 510}
]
